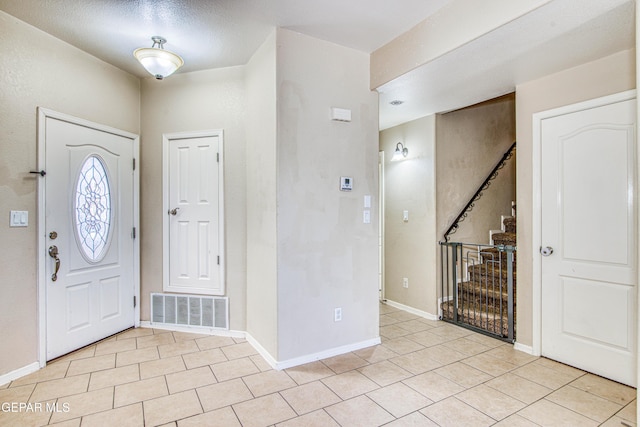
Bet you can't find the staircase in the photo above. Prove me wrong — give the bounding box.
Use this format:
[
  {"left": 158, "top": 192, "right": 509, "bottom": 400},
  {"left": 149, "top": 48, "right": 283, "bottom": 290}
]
[{"left": 439, "top": 210, "right": 517, "bottom": 341}]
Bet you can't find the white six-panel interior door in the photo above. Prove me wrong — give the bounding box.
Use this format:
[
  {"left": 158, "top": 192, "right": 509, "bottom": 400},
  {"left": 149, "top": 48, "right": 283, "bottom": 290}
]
[
  {"left": 163, "top": 130, "right": 225, "bottom": 296},
  {"left": 534, "top": 90, "right": 637, "bottom": 387}
]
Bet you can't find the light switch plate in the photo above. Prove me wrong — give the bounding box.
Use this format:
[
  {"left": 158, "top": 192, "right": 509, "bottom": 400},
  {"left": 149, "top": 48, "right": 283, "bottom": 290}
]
[{"left": 10, "top": 210, "right": 28, "bottom": 227}]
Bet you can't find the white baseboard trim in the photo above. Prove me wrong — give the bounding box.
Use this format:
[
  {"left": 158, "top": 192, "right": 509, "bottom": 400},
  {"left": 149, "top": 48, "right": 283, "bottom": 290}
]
[
  {"left": 0, "top": 362, "right": 40, "bottom": 387},
  {"left": 514, "top": 342, "right": 536, "bottom": 355},
  {"left": 139, "top": 321, "right": 245, "bottom": 339},
  {"left": 384, "top": 299, "right": 439, "bottom": 321},
  {"left": 246, "top": 334, "right": 381, "bottom": 371}
]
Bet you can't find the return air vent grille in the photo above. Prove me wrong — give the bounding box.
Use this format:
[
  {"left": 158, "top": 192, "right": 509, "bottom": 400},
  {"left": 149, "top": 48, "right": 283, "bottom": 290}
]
[{"left": 151, "top": 293, "right": 228, "bottom": 330}]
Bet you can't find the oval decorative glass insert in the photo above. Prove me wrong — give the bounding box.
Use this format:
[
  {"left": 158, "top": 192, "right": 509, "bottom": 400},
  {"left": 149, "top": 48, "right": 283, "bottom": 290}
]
[{"left": 74, "top": 155, "right": 112, "bottom": 262}]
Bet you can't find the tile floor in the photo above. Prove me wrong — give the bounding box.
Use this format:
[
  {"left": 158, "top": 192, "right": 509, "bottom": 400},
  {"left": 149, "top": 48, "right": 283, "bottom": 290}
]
[{"left": 0, "top": 303, "right": 637, "bottom": 426}]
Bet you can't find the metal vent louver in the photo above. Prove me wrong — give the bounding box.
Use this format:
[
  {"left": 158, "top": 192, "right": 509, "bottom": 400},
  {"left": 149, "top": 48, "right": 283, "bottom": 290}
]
[{"left": 151, "top": 293, "right": 228, "bottom": 329}]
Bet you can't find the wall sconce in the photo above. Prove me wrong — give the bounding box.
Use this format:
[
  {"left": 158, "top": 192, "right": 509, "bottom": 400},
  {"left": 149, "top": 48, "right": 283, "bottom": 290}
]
[
  {"left": 134, "top": 36, "right": 184, "bottom": 80},
  {"left": 391, "top": 142, "right": 408, "bottom": 161}
]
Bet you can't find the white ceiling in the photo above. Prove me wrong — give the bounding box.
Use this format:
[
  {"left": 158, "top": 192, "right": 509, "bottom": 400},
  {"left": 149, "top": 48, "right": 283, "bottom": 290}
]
[{"left": 0, "top": 0, "right": 635, "bottom": 129}]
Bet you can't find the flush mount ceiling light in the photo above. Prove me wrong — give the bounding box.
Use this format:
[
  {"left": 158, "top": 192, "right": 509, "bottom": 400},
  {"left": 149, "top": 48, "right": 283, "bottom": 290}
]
[
  {"left": 133, "top": 36, "right": 184, "bottom": 80},
  {"left": 391, "top": 142, "right": 408, "bottom": 161}
]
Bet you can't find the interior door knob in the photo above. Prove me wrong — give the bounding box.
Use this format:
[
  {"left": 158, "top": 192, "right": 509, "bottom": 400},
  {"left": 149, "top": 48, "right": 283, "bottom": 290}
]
[
  {"left": 168, "top": 207, "right": 180, "bottom": 216},
  {"left": 540, "top": 246, "right": 554, "bottom": 257}
]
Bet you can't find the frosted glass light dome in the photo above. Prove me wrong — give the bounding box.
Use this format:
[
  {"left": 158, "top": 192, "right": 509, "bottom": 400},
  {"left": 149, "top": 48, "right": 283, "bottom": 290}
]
[{"left": 134, "top": 36, "right": 184, "bottom": 80}]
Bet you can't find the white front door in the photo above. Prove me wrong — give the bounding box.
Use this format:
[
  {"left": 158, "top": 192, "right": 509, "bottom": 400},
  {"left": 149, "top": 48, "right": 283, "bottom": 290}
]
[
  {"left": 540, "top": 93, "right": 637, "bottom": 386},
  {"left": 164, "top": 132, "right": 224, "bottom": 296},
  {"left": 42, "top": 110, "right": 138, "bottom": 360}
]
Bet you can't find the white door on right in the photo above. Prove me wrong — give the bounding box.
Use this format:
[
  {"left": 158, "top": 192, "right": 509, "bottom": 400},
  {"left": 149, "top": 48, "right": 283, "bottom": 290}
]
[{"left": 541, "top": 94, "right": 637, "bottom": 386}]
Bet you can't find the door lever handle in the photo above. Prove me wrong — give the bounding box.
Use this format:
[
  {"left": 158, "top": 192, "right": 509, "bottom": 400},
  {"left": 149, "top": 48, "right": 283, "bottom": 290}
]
[
  {"left": 168, "top": 207, "right": 180, "bottom": 216},
  {"left": 48, "top": 245, "right": 60, "bottom": 281}
]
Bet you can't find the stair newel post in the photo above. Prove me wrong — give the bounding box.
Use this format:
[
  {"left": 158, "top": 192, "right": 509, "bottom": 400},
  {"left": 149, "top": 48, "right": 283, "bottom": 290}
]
[
  {"left": 506, "top": 245, "right": 515, "bottom": 342},
  {"left": 452, "top": 243, "right": 460, "bottom": 323}
]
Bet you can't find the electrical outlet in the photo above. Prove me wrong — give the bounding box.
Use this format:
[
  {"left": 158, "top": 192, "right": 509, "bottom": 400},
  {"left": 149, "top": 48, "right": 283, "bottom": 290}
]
[
  {"left": 334, "top": 307, "right": 342, "bottom": 322},
  {"left": 403, "top": 278, "right": 409, "bottom": 288}
]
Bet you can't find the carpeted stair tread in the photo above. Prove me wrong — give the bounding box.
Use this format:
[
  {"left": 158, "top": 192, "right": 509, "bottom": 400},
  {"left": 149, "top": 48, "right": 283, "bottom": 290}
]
[
  {"left": 480, "top": 247, "right": 517, "bottom": 263},
  {"left": 503, "top": 217, "right": 516, "bottom": 234},
  {"left": 441, "top": 301, "right": 513, "bottom": 337},
  {"left": 492, "top": 232, "right": 516, "bottom": 246}
]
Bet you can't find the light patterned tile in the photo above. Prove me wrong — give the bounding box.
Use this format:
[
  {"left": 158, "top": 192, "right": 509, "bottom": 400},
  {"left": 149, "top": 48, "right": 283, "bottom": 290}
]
[
  {"left": 383, "top": 411, "right": 438, "bottom": 426},
  {"left": 321, "top": 352, "right": 368, "bottom": 374},
  {"left": 403, "top": 372, "right": 464, "bottom": 402},
  {"left": 404, "top": 331, "right": 448, "bottom": 348},
  {"left": 396, "top": 319, "right": 433, "bottom": 333},
  {"left": 182, "top": 348, "right": 227, "bottom": 369},
  {"left": 165, "top": 366, "right": 216, "bottom": 394},
  {"left": 196, "top": 378, "right": 253, "bottom": 412},
  {"left": 49, "top": 387, "right": 114, "bottom": 424},
  {"left": 414, "top": 345, "right": 467, "bottom": 364},
  {"left": 286, "top": 361, "right": 335, "bottom": 385},
  {"left": 353, "top": 345, "right": 398, "bottom": 364},
  {"left": 434, "top": 362, "right": 494, "bottom": 388},
  {"left": 358, "top": 360, "right": 412, "bottom": 387},
  {"left": 485, "top": 373, "right": 551, "bottom": 404},
  {"left": 456, "top": 384, "right": 526, "bottom": 421},
  {"left": 617, "top": 400, "right": 637, "bottom": 424},
  {"left": 195, "top": 335, "right": 236, "bottom": 351},
  {"left": 547, "top": 385, "right": 622, "bottom": 422},
  {"left": 115, "top": 347, "right": 159, "bottom": 367},
  {"left": 220, "top": 342, "right": 258, "bottom": 360},
  {"left": 379, "top": 314, "right": 401, "bottom": 327},
  {"left": 517, "top": 399, "right": 599, "bottom": 427},
  {"left": 493, "top": 414, "right": 540, "bottom": 426},
  {"left": 143, "top": 389, "right": 202, "bottom": 427},
  {"left": 276, "top": 409, "right": 340, "bottom": 427},
  {"left": 462, "top": 353, "right": 517, "bottom": 377},
  {"left": 381, "top": 337, "right": 425, "bottom": 355},
  {"left": 88, "top": 364, "right": 139, "bottom": 391},
  {"left": 233, "top": 393, "right": 297, "bottom": 427},
  {"left": 380, "top": 324, "right": 413, "bottom": 339},
  {"left": 136, "top": 332, "right": 175, "bottom": 349},
  {"left": 427, "top": 324, "right": 473, "bottom": 340},
  {"left": 10, "top": 362, "right": 69, "bottom": 387},
  {"left": 385, "top": 311, "right": 420, "bottom": 322},
  {"left": 94, "top": 338, "right": 137, "bottom": 356},
  {"left": 325, "top": 395, "right": 394, "bottom": 427},
  {"left": 389, "top": 352, "right": 443, "bottom": 376},
  {"left": 80, "top": 402, "right": 143, "bottom": 427},
  {"left": 158, "top": 340, "right": 200, "bottom": 359},
  {"left": 178, "top": 406, "right": 241, "bottom": 427},
  {"left": 242, "top": 370, "right": 297, "bottom": 397},
  {"left": 250, "top": 354, "right": 274, "bottom": 372},
  {"left": 570, "top": 373, "right": 636, "bottom": 406},
  {"left": 322, "top": 371, "right": 379, "bottom": 400},
  {"left": 367, "top": 382, "right": 433, "bottom": 418},
  {"left": 420, "top": 397, "right": 495, "bottom": 427},
  {"left": 211, "top": 357, "right": 259, "bottom": 382},
  {"left": 512, "top": 362, "right": 579, "bottom": 390},
  {"left": 0, "top": 383, "right": 36, "bottom": 403},
  {"left": 139, "top": 355, "right": 186, "bottom": 379},
  {"left": 66, "top": 354, "right": 115, "bottom": 377},
  {"left": 172, "top": 331, "right": 211, "bottom": 341},
  {"left": 441, "top": 337, "right": 492, "bottom": 356},
  {"left": 29, "top": 375, "right": 90, "bottom": 403},
  {"left": 280, "top": 381, "right": 341, "bottom": 415},
  {"left": 484, "top": 346, "right": 538, "bottom": 367},
  {"left": 114, "top": 376, "right": 168, "bottom": 408},
  {"left": 115, "top": 328, "right": 154, "bottom": 340}
]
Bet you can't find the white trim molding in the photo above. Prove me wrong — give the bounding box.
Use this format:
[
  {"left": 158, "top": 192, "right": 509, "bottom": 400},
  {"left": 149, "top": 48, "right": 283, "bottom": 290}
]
[
  {"left": 0, "top": 363, "right": 40, "bottom": 387},
  {"left": 384, "top": 299, "right": 439, "bottom": 321},
  {"left": 246, "top": 334, "right": 381, "bottom": 371},
  {"left": 139, "top": 321, "right": 244, "bottom": 339}
]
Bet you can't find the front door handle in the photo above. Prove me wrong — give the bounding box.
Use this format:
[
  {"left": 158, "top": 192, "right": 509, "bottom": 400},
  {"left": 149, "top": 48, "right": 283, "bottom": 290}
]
[{"left": 48, "top": 245, "right": 60, "bottom": 281}]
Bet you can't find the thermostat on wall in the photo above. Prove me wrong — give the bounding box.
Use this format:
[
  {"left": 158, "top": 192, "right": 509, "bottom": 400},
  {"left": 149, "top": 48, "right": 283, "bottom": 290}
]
[{"left": 340, "top": 176, "right": 353, "bottom": 191}]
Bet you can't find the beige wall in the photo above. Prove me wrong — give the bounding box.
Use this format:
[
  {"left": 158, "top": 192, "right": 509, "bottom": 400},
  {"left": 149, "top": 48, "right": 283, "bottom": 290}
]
[
  {"left": 370, "top": 0, "right": 550, "bottom": 89},
  {"left": 276, "top": 29, "right": 380, "bottom": 361},
  {"left": 380, "top": 115, "right": 437, "bottom": 314},
  {"left": 516, "top": 48, "right": 636, "bottom": 347},
  {"left": 436, "top": 94, "right": 516, "bottom": 244},
  {"left": 139, "top": 67, "right": 248, "bottom": 331},
  {"left": 0, "top": 11, "right": 140, "bottom": 376},
  {"left": 246, "top": 32, "right": 278, "bottom": 356}
]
